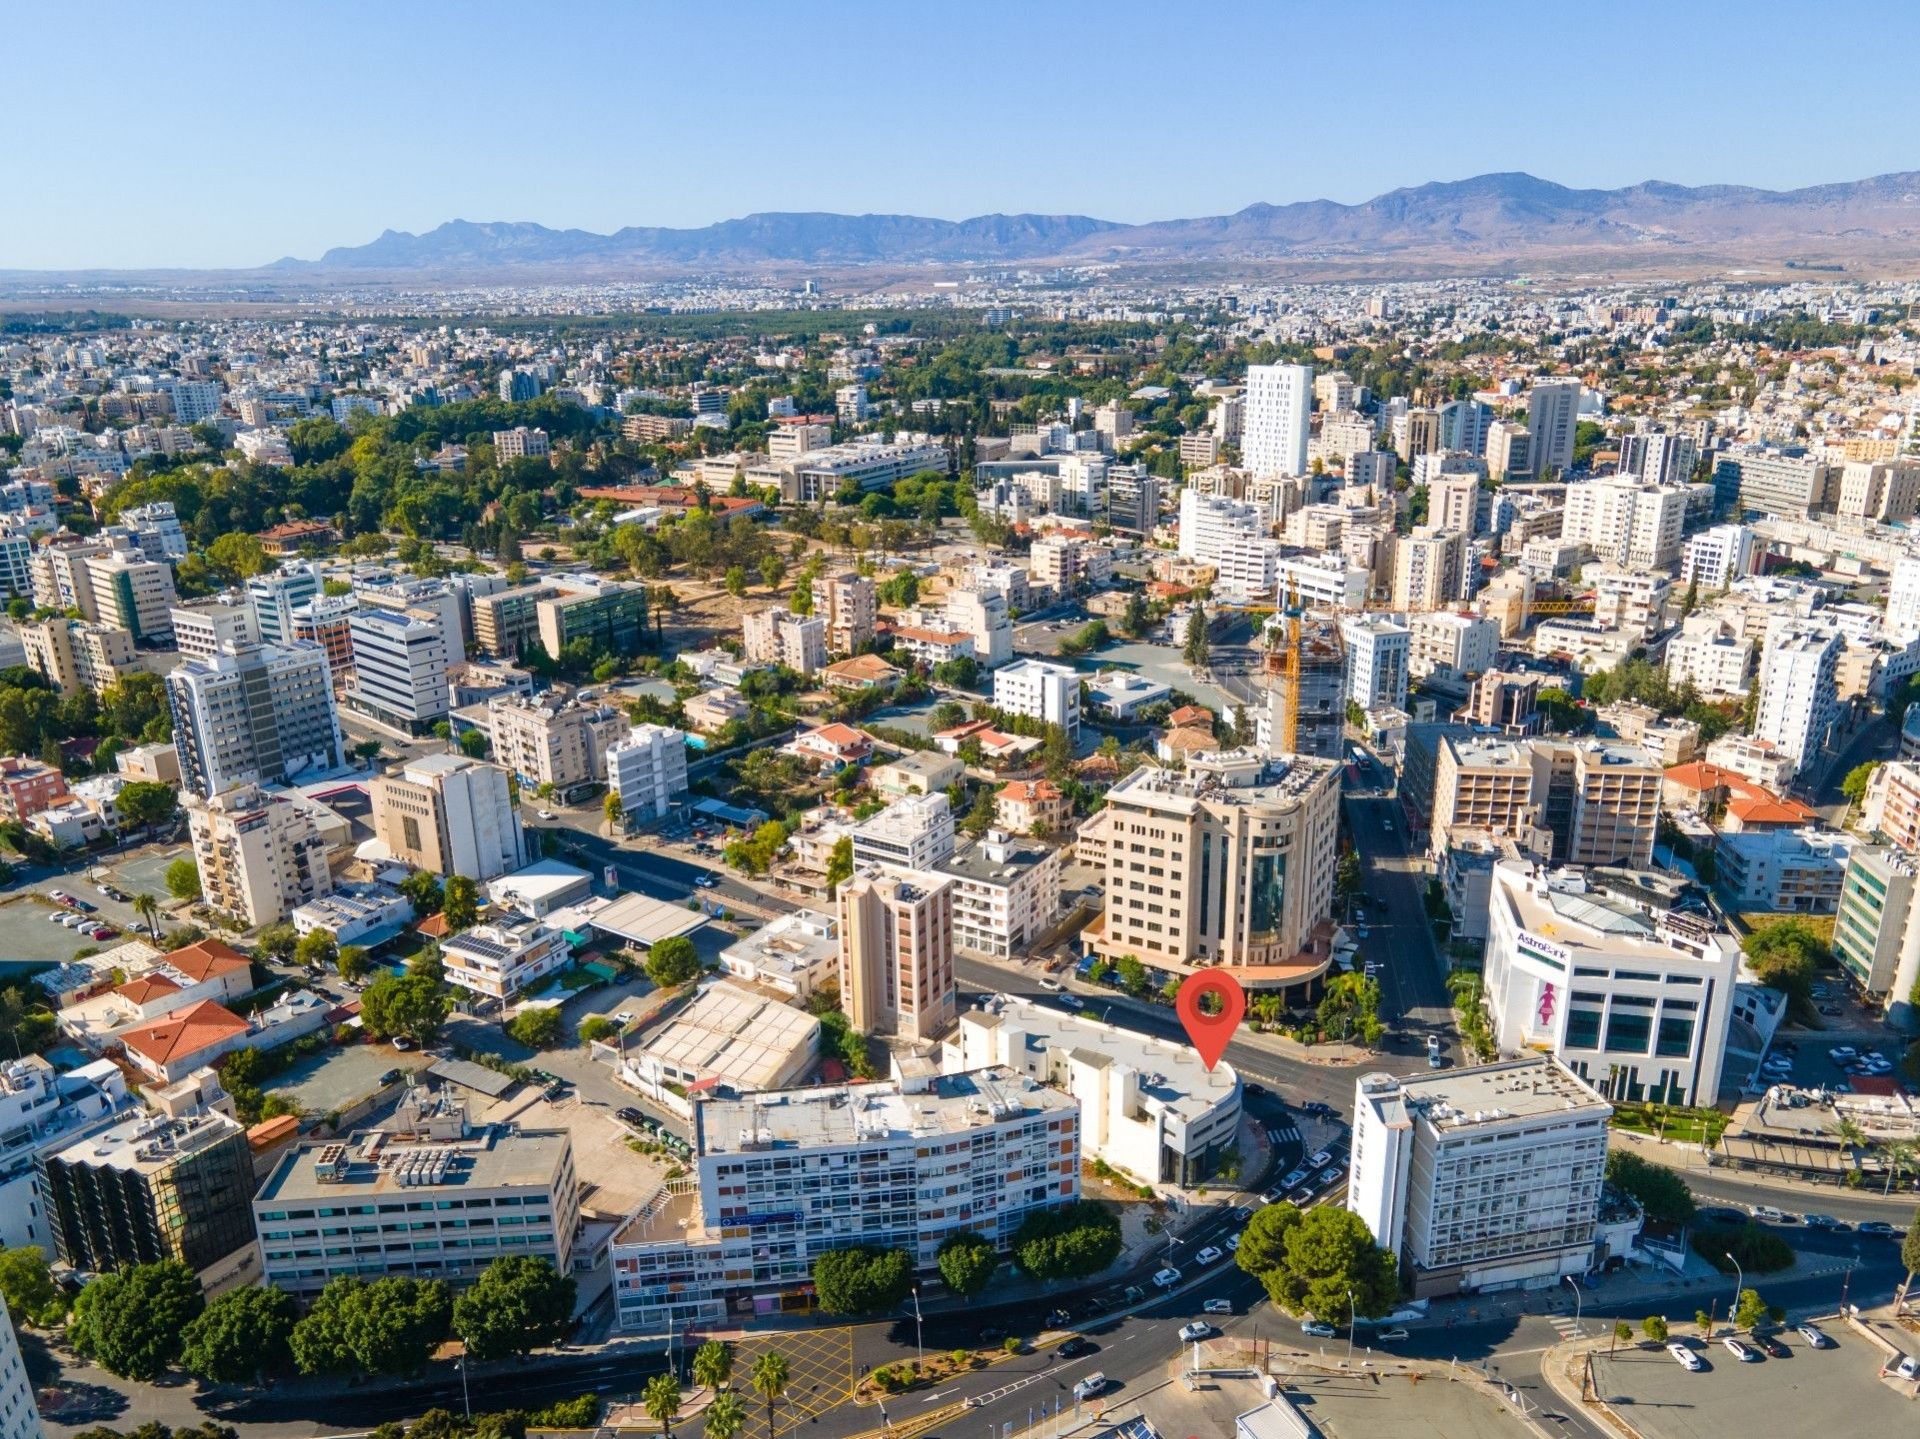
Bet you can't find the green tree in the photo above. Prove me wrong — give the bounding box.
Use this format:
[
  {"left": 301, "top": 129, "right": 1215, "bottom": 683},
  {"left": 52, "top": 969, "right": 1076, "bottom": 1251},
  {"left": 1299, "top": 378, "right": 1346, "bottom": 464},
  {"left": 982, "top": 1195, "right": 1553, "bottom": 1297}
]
[
  {"left": 451, "top": 1255, "right": 577, "bottom": 1362},
  {"left": 443, "top": 874, "right": 480, "bottom": 931},
  {"left": 1121, "top": 592, "right": 1148, "bottom": 638},
  {"left": 1902, "top": 1206, "right": 1920, "bottom": 1293},
  {"left": 337, "top": 945, "right": 371, "bottom": 981},
  {"left": 935, "top": 1231, "right": 999, "bottom": 1297},
  {"left": 1732, "top": 1287, "right": 1768, "bottom": 1331},
  {"left": 165, "top": 858, "right": 201, "bottom": 900},
  {"left": 400, "top": 869, "right": 444, "bottom": 916},
  {"left": 692, "top": 1339, "right": 734, "bottom": 1391},
  {"left": 0, "top": 1244, "right": 67, "bottom": 1326},
  {"left": 1741, "top": 917, "right": 1829, "bottom": 1016},
  {"left": 180, "top": 1284, "right": 299, "bottom": 1384},
  {"left": 1643, "top": 1315, "right": 1669, "bottom": 1344},
  {"left": 294, "top": 930, "right": 338, "bottom": 971},
  {"left": 750, "top": 1351, "right": 790, "bottom": 1439},
  {"left": 1115, "top": 954, "right": 1149, "bottom": 996},
  {"left": 1605, "top": 1149, "right": 1697, "bottom": 1224},
  {"left": 206, "top": 532, "right": 271, "bottom": 582},
  {"left": 759, "top": 555, "right": 787, "bottom": 592},
  {"left": 1234, "top": 1201, "right": 1300, "bottom": 1281},
  {"left": 824, "top": 835, "right": 853, "bottom": 895},
  {"left": 254, "top": 923, "right": 300, "bottom": 963},
  {"left": 810, "top": 1246, "right": 913, "bottom": 1315},
  {"left": 705, "top": 1391, "right": 748, "bottom": 1439},
  {"left": 1842, "top": 761, "right": 1881, "bottom": 807},
  {"left": 1183, "top": 606, "right": 1210, "bottom": 670},
  {"left": 644, "top": 1373, "right": 683, "bottom": 1439},
  {"left": 116, "top": 780, "right": 179, "bottom": 831},
  {"left": 290, "top": 1275, "right": 453, "bottom": 1376},
  {"left": 646, "top": 934, "right": 702, "bottom": 987},
  {"left": 68, "top": 1259, "right": 205, "bottom": 1381},
  {"left": 578, "top": 1015, "right": 618, "bottom": 1043},
  {"left": 360, "top": 971, "right": 452, "bottom": 1044},
  {"left": 1244, "top": 1206, "right": 1397, "bottom": 1322},
  {"left": 605, "top": 792, "right": 625, "bottom": 832},
  {"left": 1611, "top": 1320, "right": 1633, "bottom": 1353},
  {"left": 506, "top": 1006, "right": 566, "bottom": 1050},
  {"left": 1011, "top": 1202, "right": 1123, "bottom": 1280}
]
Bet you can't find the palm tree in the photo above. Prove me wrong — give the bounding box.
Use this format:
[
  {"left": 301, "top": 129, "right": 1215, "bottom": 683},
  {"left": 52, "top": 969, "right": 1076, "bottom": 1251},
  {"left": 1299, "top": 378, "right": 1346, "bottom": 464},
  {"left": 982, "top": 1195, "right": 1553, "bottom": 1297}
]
[
  {"left": 1835, "top": 1117, "right": 1868, "bottom": 1173},
  {"left": 1882, "top": 1139, "right": 1920, "bottom": 1197},
  {"left": 693, "top": 1339, "right": 733, "bottom": 1391},
  {"left": 132, "top": 892, "right": 160, "bottom": 940},
  {"left": 644, "top": 1373, "right": 683, "bottom": 1439},
  {"left": 750, "top": 1351, "right": 790, "bottom": 1439},
  {"left": 704, "top": 1391, "right": 747, "bottom": 1439}
]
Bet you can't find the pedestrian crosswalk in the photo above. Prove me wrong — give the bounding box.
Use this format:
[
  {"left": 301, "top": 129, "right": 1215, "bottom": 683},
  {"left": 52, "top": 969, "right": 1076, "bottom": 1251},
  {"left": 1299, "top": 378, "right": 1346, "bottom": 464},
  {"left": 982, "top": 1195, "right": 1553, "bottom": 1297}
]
[
  {"left": 1267, "top": 1124, "right": 1301, "bottom": 1146},
  {"left": 1547, "top": 1315, "right": 1588, "bottom": 1340}
]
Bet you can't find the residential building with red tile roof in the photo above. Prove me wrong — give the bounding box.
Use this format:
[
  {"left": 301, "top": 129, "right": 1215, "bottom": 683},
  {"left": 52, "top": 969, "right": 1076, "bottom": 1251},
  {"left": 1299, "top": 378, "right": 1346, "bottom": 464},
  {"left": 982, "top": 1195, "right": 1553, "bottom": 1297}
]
[{"left": 117, "top": 1000, "right": 254, "bottom": 1084}]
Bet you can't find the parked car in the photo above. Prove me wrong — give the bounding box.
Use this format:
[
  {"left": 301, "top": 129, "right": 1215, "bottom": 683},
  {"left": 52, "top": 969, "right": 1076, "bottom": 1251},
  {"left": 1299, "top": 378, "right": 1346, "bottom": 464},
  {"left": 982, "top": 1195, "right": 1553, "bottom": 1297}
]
[
  {"left": 1797, "top": 1324, "right": 1833, "bottom": 1349},
  {"left": 1317, "top": 1165, "right": 1346, "bottom": 1186},
  {"left": 1308, "top": 1149, "right": 1334, "bottom": 1168},
  {"left": 1281, "top": 1168, "right": 1310, "bottom": 1189},
  {"left": 1722, "top": 1337, "right": 1761, "bottom": 1363},
  {"left": 1749, "top": 1204, "right": 1788, "bottom": 1223},
  {"left": 1857, "top": 1221, "right": 1899, "bottom": 1238},
  {"left": 1804, "top": 1213, "right": 1843, "bottom": 1229},
  {"left": 1829, "top": 1046, "right": 1858, "bottom": 1063},
  {"left": 536, "top": 809, "right": 556, "bottom": 820},
  {"left": 1038, "top": 978, "right": 1062, "bottom": 991},
  {"left": 1152, "top": 1266, "right": 1181, "bottom": 1289},
  {"left": 1225, "top": 1234, "right": 1240, "bottom": 1252},
  {"left": 1054, "top": 1337, "right": 1094, "bottom": 1360},
  {"left": 1059, "top": 995, "right": 1085, "bottom": 1011},
  {"left": 1373, "top": 1328, "right": 1410, "bottom": 1343},
  {"left": 1301, "top": 1321, "right": 1337, "bottom": 1340},
  {"left": 1178, "top": 1322, "right": 1213, "bottom": 1343},
  {"left": 1757, "top": 1335, "right": 1790, "bottom": 1359},
  {"left": 1195, "top": 1245, "right": 1223, "bottom": 1265},
  {"left": 695, "top": 875, "right": 718, "bottom": 888},
  {"left": 1071, "top": 1373, "right": 1107, "bottom": 1401},
  {"left": 1892, "top": 1355, "right": 1920, "bottom": 1380},
  {"left": 1202, "top": 1299, "right": 1233, "bottom": 1315},
  {"left": 1669, "top": 1343, "right": 1705, "bottom": 1372}
]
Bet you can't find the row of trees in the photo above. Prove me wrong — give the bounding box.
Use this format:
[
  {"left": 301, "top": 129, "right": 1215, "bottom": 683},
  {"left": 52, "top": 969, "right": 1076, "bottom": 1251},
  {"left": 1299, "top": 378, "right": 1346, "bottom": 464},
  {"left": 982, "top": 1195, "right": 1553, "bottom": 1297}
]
[{"left": 58, "top": 1254, "right": 575, "bottom": 1384}]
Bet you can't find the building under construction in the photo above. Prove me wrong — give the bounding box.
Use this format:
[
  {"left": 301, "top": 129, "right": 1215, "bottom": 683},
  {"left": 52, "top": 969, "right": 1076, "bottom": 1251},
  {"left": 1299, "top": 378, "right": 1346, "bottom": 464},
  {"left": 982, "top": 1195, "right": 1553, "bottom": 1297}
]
[{"left": 1262, "top": 609, "right": 1347, "bottom": 760}]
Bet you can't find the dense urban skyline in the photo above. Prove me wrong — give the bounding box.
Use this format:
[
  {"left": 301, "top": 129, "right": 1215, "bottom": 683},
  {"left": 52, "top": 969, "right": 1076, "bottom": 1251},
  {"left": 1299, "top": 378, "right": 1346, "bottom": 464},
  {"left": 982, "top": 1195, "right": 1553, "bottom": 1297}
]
[{"left": 8, "top": 0, "right": 1920, "bottom": 269}]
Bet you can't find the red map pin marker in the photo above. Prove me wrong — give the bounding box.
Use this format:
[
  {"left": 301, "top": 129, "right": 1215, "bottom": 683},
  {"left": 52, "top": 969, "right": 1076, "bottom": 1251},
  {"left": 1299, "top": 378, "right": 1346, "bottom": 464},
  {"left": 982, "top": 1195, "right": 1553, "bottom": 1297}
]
[{"left": 1176, "top": 970, "right": 1246, "bottom": 1072}]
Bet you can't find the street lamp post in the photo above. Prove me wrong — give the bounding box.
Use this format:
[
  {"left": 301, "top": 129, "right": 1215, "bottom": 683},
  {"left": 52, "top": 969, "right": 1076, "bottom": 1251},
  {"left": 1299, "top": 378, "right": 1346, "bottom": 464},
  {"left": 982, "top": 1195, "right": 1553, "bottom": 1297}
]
[
  {"left": 1563, "top": 1274, "right": 1583, "bottom": 1338},
  {"left": 1726, "top": 1252, "right": 1744, "bottom": 1330},
  {"left": 457, "top": 1357, "right": 471, "bottom": 1418},
  {"left": 1345, "top": 1288, "right": 1356, "bottom": 1367},
  {"left": 911, "top": 1286, "right": 925, "bottom": 1373}
]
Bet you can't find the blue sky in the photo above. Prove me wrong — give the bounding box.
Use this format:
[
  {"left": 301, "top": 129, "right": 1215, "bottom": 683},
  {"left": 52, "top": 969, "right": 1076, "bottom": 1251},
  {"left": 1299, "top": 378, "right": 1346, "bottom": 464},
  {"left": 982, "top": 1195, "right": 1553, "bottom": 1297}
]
[{"left": 9, "top": 0, "right": 1918, "bottom": 270}]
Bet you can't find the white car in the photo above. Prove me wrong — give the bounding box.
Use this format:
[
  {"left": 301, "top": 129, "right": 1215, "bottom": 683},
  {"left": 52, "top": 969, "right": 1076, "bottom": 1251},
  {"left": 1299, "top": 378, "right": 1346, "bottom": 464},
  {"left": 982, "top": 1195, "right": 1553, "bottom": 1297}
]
[
  {"left": 536, "top": 809, "right": 556, "bottom": 820},
  {"left": 1797, "top": 1324, "right": 1833, "bottom": 1349},
  {"left": 1202, "top": 1298, "right": 1233, "bottom": 1315},
  {"left": 1829, "top": 1046, "right": 1858, "bottom": 1063},
  {"left": 1308, "top": 1149, "right": 1334, "bottom": 1169},
  {"left": 1152, "top": 1266, "right": 1182, "bottom": 1289},
  {"left": 1893, "top": 1355, "right": 1920, "bottom": 1381},
  {"left": 1225, "top": 1234, "right": 1240, "bottom": 1252},
  {"left": 1374, "top": 1328, "right": 1409, "bottom": 1342},
  {"left": 1722, "top": 1337, "right": 1760, "bottom": 1363},
  {"left": 1072, "top": 1373, "right": 1107, "bottom": 1401},
  {"left": 1669, "top": 1342, "right": 1705, "bottom": 1372},
  {"left": 1178, "top": 1322, "right": 1213, "bottom": 1343},
  {"left": 1195, "top": 1245, "right": 1223, "bottom": 1265},
  {"left": 1038, "top": 978, "right": 1062, "bottom": 991},
  {"left": 1301, "top": 1320, "right": 1336, "bottom": 1339},
  {"left": 612, "top": 1012, "right": 634, "bottom": 1026}
]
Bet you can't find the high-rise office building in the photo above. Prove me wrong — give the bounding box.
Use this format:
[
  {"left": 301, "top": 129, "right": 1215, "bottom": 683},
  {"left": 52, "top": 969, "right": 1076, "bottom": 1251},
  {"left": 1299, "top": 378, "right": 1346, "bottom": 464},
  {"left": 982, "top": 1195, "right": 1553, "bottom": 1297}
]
[
  {"left": 371, "top": 754, "right": 526, "bottom": 880},
  {"left": 1526, "top": 380, "right": 1581, "bottom": 477},
  {"left": 1392, "top": 528, "right": 1467, "bottom": 611},
  {"left": 1242, "top": 363, "right": 1312, "bottom": 478},
  {"left": 838, "top": 866, "right": 957, "bottom": 1041},
  {"left": 1618, "top": 428, "right": 1699, "bottom": 487},
  {"left": 1485, "top": 421, "right": 1532, "bottom": 482},
  {"left": 246, "top": 562, "right": 323, "bottom": 647},
  {"left": 167, "top": 642, "right": 344, "bottom": 798},
  {"left": 343, "top": 608, "right": 451, "bottom": 734},
  {"left": 1340, "top": 614, "right": 1410, "bottom": 713},
  {"left": 39, "top": 1109, "right": 254, "bottom": 1273}
]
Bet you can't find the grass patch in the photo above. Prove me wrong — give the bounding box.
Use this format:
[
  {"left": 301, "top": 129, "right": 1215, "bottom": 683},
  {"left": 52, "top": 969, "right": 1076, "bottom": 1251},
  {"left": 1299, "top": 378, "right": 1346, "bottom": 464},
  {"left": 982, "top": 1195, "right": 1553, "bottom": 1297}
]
[
  {"left": 1690, "top": 1224, "right": 1794, "bottom": 1274},
  {"left": 1610, "top": 1102, "right": 1731, "bottom": 1147}
]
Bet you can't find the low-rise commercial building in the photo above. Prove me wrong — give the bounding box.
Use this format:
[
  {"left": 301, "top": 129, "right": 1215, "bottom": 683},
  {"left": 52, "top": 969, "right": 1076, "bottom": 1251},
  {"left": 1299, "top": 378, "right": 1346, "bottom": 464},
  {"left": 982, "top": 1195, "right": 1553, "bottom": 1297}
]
[
  {"left": 252, "top": 1087, "right": 579, "bottom": 1294},
  {"left": 617, "top": 980, "right": 819, "bottom": 1116},
  {"left": 718, "top": 909, "right": 838, "bottom": 999}
]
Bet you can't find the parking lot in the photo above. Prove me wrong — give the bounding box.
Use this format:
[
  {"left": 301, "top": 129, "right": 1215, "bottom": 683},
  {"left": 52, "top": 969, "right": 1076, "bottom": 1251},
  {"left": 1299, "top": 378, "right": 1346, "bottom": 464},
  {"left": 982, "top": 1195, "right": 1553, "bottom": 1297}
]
[
  {"left": 1285, "top": 1371, "right": 1532, "bottom": 1439},
  {"left": 1590, "top": 1329, "right": 1916, "bottom": 1439},
  {"left": 263, "top": 1041, "right": 427, "bottom": 1115}
]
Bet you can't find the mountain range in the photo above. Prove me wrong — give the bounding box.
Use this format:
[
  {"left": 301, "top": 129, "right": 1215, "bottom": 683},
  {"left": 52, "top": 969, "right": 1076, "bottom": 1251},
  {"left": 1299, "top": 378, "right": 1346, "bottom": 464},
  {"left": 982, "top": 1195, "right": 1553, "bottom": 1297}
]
[{"left": 269, "top": 170, "right": 1920, "bottom": 278}]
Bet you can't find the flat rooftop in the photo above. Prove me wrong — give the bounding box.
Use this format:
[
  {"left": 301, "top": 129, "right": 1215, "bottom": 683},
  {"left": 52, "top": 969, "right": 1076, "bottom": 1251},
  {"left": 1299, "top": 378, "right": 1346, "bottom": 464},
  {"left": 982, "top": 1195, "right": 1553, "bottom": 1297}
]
[
  {"left": 1493, "top": 862, "right": 1730, "bottom": 968},
  {"left": 632, "top": 980, "right": 819, "bottom": 1091},
  {"left": 961, "top": 996, "right": 1237, "bottom": 1125},
  {"left": 50, "top": 1109, "right": 245, "bottom": 1174},
  {"left": 697, "top": 1066, "right": 1074, "bottom": 1156},
  {"left": 255, "top": 1125, "right": 570, "bottom": 1203},
  {"left": 939, "top": 833, "right": 1060, "bottom": 885},
  {"left": 1358, "top": 1056, "right": 1610, "bottom": 1133}
]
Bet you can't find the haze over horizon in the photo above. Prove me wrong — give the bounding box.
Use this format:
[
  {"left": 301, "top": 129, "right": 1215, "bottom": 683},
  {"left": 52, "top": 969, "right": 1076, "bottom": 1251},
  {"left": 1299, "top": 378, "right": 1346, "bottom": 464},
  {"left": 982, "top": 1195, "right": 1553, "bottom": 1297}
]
[{"left": 10, "top": 0, "right": 1920, "bottom": 271}]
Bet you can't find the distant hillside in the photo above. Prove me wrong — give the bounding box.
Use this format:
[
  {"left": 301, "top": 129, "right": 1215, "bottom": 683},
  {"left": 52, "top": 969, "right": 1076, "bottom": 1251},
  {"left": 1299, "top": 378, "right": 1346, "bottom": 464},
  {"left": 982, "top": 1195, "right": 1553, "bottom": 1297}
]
[{"left": 244, "top": 168, "right": 1920, "bottom": 278}]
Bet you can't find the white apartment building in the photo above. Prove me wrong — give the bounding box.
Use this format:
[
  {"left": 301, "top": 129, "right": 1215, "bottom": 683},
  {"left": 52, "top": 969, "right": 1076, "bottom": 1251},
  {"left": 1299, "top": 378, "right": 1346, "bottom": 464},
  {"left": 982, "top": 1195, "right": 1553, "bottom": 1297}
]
[
  {"left": 1215, "top": 537, "right": 1285, "bottom": 600},
  {"left": 246, "top": 562, "right": 323, "bottom": 647},
  {"left": 0, "top": 1055, "right": 133, "bottom": 1256},
  {"left": 1587, "top": 566, "right": 1672, "bottom": 639},
  {"left": 1029, "top": 535, "right": 1114, "bottom": 592},
  {"left": 371, "top": 754, "right": 526, "bottom": 880},
  {"left": 1178, "top": 489, "right": 1264, "bottom": 566},
  {"left": 1485, "top": 862, "right": 1738, "bottom": 1106},
  {"left": 1318, "top": 412, "right": 1377, "bottom": 465},
  {"left": 1752, "top": 622, "right": 1842, "bottom": 773},
  {"left": 1703, "top": 734, "right": 1800, "bottom": 793},
  {"left": 485, "top": 692, "right": 626, "bottom": 803},
  {"left": 936, "top": 830, "right": 1063, "bottom": 960},
  {"left": 184, "top": 783, "right": 335, "bottom": 928},
  {"left": 1274, "top": 553, "right": 1372, "bottom": 611},
  {"left": 606, "top": 723, "right": 690, "bottom": 824},
  {"left": 946, "top": 995, "right": 1240, "bottom": 1188},
  {"left": 1348, "top": 1057, "right": 1612, "bottom": 1298},
  {"left": 1889, "top": 553, "right": 1920, "bottom": 643},
  {"left": 1680, "top": 524, "right": 1755, "bottom": 592},
  {"left": 1392, "top": 528, "right": 1467, "bottom": 611},
  {"left": 1425, "top": 470, "right": 1485, "bottom": 536},
  {"left": 1408, "top": 611, "right": 1498, "bottom": 680},
  {"left": 253, "top": 1088, "right": 579, "bottom": 1295},
  {"left": 1664, "top": 615, "right": 1756, "bottom": 698},
  {"left": 170, "top": 599, "right": 260, "bottom": 662},
  {"left": 741, "top": 607, "right": 826, "bottom": 676},
  {"left": 492, "top": 426, "right": 551, "bottom": 460},
  {"left": 1559, "top": 476, "right": 1687, "bottom": 569},
  {"left": 839, "top": 865, "right": 957, "bottom": 1041},
  {"left": 993, "top": 658, "right": 1082, "bottom": 737},
  {"left": 165, "top": 641, "right": 343, "bottom": 799},
  {"left": 609, "top": 1068, "right": 1079, "bottom": 1332},
  {"left": 0, "top": 1292, "right": 38, "bottom": 1439},
  {"left": 851, "top": 792, "right": 956, "bottom": 871},
  {"left": 1243, "top": 363, "right": 1312, "bottom": 478},
  {"left": 442, "top": 916, "right": 573, "bottom": 1000},
  {"left": 944, "top": 586, "right": 1013, "bottom": 668},
  {"left": 1340, "top": 614, "right": 1410, "bottom": 713},
  {"left": 344, "top": 608, "right": 450, "bottom": 734}
]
